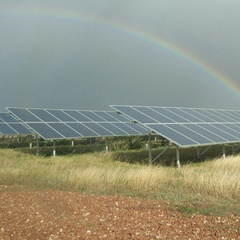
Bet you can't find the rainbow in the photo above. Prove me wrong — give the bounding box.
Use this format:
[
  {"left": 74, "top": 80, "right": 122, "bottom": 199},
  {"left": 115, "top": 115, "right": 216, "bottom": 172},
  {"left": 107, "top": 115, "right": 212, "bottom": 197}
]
[{"left": 1, "top": 4, "right": 240, "bottom": 97}]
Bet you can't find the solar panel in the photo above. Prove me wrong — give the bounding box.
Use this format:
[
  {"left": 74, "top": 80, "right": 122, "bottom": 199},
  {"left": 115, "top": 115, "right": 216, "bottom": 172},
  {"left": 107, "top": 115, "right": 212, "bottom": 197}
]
[
  {"left": 7, "top": 107, "right": 148, "bottom": 140},
  {"left": 0, "top": 113, "right": 18, "bottom": 122},
  {"left": 6, "top": 108, "right": 41, "bottom": 122},
  {"left": 27, "top": 123, "right": 64, "bottom": 139},
  {"left": 113, "top": 122, "right": 144, "bottom": 135},
  {"left": 8, "top": 123, "right": 32, "bottom": 135},
  {"left": 93, "top": 111, "right": 121, "bottom": 122},
  {"left": 82, "top": 122, "right": 115, "bottom": 136},
  {"left": 63, "top": 110, "right": 92, "bottom": 122},
  {"left": 110, "top": 105, "right": 240, "bottom": 147},
  {"left": 98, "top": 123, "right": 129, "bottom": 136},
  {"left": 107, "top": 111, "right": 131, "bottom": 122},
  {"left": 28, "top": 109, "right": 60, "bottom": 122},
  {"left": 0, "top": 124, "right": 18, "bottom": 135},
  {"left": 148, "top": 124, "right": 198, "bottom": 146},
  {"left": 47, "top": 123, "right": 83, "bottom": 138},
  {"left": 0, "top": 112, "right": 32, "bottom": 135},
  {"left": 78, "top": 111, "right": 106, "bottom": 122},
  {"left": 150, "top": 107, "right": 190, "bottom": 123},
  {"left": 162, "top": 124, "right": 214, "bottom": 145},
  {"left": 67, "top": 123, "right": 99, "bottom": 137},
  {"left": 179, "top": 108, "right": 214, "bottom": 122},
  {"left": 46, "top": 109, "right": 78, "bottom": 122}
]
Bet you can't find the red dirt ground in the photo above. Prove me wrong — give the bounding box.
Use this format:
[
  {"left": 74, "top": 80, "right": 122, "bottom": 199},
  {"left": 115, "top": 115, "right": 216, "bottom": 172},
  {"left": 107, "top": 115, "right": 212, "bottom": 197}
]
[{"left": 0, "top": 185, "right": 239, "bottom": 240}]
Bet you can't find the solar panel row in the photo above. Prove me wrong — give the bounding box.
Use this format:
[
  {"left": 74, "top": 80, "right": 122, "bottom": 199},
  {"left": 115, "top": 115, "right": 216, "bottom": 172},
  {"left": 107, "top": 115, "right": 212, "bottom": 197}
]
[
  {"left": 7, "top": 108, "right": 130, "bottom": 123},
  {"left": 7, "top": 108, "right": 148, "bottom": 140},
  {"left": 110, "top": 106, "right": 240, "bottom": 124},
  {"left": 110, "top": 105, "right": 240, "bottom": 147}
]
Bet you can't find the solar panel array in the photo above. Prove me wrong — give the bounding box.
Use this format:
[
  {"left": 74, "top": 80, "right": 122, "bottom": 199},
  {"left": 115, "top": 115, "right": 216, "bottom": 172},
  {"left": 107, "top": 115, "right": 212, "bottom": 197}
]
[
  {"left": 0, "top": 112, "right": 32, "bottom": 135},
  {"left": 7, "top": 108, "right": 148, "bottom": 140},
  {"left": 110, "top": 105, "right": 240, "bottom": 147}
]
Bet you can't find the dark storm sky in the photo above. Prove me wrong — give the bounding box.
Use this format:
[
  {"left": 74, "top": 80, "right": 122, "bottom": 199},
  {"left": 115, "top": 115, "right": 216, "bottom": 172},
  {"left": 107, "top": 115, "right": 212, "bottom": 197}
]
[{"left": 1, "top": 0, "right": 240, "bottom": 111}]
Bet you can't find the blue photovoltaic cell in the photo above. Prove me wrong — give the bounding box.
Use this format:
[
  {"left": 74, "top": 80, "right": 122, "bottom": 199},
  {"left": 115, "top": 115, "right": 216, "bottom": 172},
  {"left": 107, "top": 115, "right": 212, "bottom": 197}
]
[
  {"left": 217, "top": 124, "right": 240, "bottom": 139},
  {"left": 98, "top": 123, "right": 128, "bottom": 136},
  {"left": 27, "top": 123, "right": 64, "bottom": 139},
  {"left": 149, "top": 124, "right": 197, "bottom": 146},
  {"left": 64, "top": 110, "right": 92, "bottom": 122},
  {"left": 111, "top": 106, "right": 158, "bottom": 123},
  {"left": 107, "top": 112, "right": 130, "bottom": 122},
  {"left": 208, "top": 110, "right": 236, "bottom": 122},
  {"left": 0, "top": 112, "right": 32, "bottom": 135},
  {"left": 208, "top": 124, "right": 239, "bottom": 141},
  {"left": 224, "top": 123, "right": 240, "bottom": 132},
  {"left": 78, "top": 111, "right": 106, "bottom": 122},
  {"left": 48, "top": 123, "right": 82, "bottom": 138},
  {"left": 7, "top": 108, "right": 41, "bottom": 122},
  {"left": 151, "top": 107, "right": 189, "bottom": 123},
  {"left": 181, "top": 108, "right": 214, "bottom": 122},
  {"left": 28, "top": 109, "right": 60, "bottom": 122},
  {"left": 226, "top": 110, "right": 240, "bottom": 122},
  {"left": 134, "top": 106, "right": 174, "bottom": 123},
  {"left": 222, "top": 110, "right": 240, "bottom": 122},
  {"left": 184, "top": 124, "right": 228, "bottom": 143},
  {"left": 94, "top": 111, "right": 120, "bottom": 122},
  {"left": 0, "top": 124, "right": 18, "bottom": 135},
  {"left": 166, "top": 124, "right": 214, "bottom": 144},
  {"left": 47, "top": 109, "right": 77, "bottom": 122},
  {"left": 0, "top": 113, "right": 18, "bottom": 122},
  {"left": 198, "top": 109, "right": 226, "bottom": 122},
  {"left": 66, "top": 123, "right": 99, "bottom": 137},
  {"left": 8, "top": 123, "right": 32, "bottom": 135},
  {"left": 124, "top": 122, "right": 148, "bottom": 135},
  {"left": 232, "top": 124, "right": 240, "bottom": 132},
  {"left": 82, "top": 122, "right": 114, "bottom": 136},
  {"left": 113, "top": 122, "right": 143, "bottom": 135},
  {"left": 167, "top": 108, "right": 203, "bottom": 122}
]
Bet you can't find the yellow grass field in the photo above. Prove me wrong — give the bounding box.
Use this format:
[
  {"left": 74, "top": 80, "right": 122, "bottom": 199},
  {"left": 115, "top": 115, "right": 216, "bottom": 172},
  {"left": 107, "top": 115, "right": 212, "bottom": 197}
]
[{"left": 0, "top": 149, "right": 239, "bottom": 216}]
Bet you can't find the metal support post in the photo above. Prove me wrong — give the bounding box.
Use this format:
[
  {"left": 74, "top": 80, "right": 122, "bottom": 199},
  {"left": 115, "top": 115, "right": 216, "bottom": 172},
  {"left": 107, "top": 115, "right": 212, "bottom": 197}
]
[
  {"left": 105, "top": 138, "right": 109, "bottom": 154},
  {"left": 148, "top": 132, "right": 152, "bottom": 164},
  {"left": 53, "top": 141, "right": 56, "bottom": 156},
  {"left": 36, "top": 135, "right": 39, "bottom": 156},
  {"left": 199, "top": 145, "right": 212, "bottom": 157},
  {"left": 105, "top": 145, "right": 109, "bottom": 154},
  {"left": 223, "top": 144, "right": 226, "bottom": 159},
  {"left": 197, "top": 147, "right": 200, "bottom": 159},
  {"left": 176, "top": 146, "right": 181, "bottom": 168},
  {"left": 152, "top": 145, "right": 171, "bottom": 164}
]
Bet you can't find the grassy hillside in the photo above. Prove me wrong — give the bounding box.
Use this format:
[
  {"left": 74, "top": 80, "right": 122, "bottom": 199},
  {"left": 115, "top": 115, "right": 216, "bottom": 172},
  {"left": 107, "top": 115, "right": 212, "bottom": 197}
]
[{"left": 0, "top": 149, "right": 239, "bottom": 216}]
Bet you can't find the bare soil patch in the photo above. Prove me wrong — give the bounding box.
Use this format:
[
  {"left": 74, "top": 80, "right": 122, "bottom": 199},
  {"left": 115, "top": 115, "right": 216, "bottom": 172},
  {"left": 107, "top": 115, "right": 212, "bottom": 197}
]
[{"left": 0, "top": 185, "right": 239, "bottom": 239}]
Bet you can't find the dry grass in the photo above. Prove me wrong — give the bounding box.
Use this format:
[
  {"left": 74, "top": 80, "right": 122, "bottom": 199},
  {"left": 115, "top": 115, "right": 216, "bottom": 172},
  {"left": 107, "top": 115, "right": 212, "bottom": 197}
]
[
  {"left": 0, "top": 149, "right": 239, "bottom": 215},
  {"left": 180, "top": 156, "right": 240, "bottom": 199}
]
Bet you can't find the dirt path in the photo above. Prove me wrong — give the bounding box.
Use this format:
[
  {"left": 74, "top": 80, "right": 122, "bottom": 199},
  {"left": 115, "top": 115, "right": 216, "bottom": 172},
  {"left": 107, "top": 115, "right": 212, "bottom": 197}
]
[{"left": 0, "top": 185, "right": 239, "bottom": 239}]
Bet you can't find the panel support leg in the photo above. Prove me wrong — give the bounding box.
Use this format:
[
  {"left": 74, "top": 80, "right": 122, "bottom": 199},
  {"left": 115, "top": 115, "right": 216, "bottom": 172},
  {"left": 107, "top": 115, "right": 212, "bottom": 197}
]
[
  {"left": 148, "top": 132, "right": 152, "bottom": 165},
  {"left": 176, "top": 146, "right": 181, "bottom": 168},
  {"left": 223, "top": 144, "right": 226, "bottom": 159},
  {"left": 36, "top": 135, "right": 39, "bottom": 156},
  {"left": 53, "top": 141, "right": 56, "bottom": 156},
  {"left": 197, "top": 147, "right": 200, "bottom": 160},
  {"left": 105, "top": 141, "right": 109, "bottom": 154},
  {"left": 152, "top": 145, "right": 171, "bottom": 164}
]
